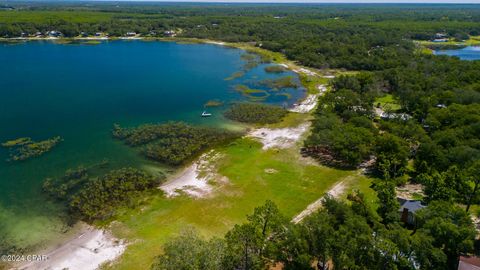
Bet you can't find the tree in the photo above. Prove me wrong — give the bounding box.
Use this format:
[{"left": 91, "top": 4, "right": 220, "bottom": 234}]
[
  {"left": 416, "top": 201, "right": 476, "bottom": 269},
  {"left": 152, "top": 228, "right": 226, "bottom": 270},
  {"left": 224, "top": 201, "right": 287, "bottom": 270},
  {"left": 374, "top": 133, "right": 409, "bottom": 180},
  {"left": 224, "top": 224, "right": 262, "bottom": 270},
  {"left": 465, "top": 160, "right": 480, "bottom": 212},
  {"left": 418, "top": 169, "right": 459, "bottom": 203},
  {"left": 301, "top": 211, "right": 334, "bottom": 270},
  {"left": 246, "top": 200, "right": 286, "bottom": 258},
  {"left": 373, "top": 181, "right": 400, "bottom": 224}
]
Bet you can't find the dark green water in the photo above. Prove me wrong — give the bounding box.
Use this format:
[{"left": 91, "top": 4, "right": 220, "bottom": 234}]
[{"left": 0, "top": 40, "right": 304, "bottom": 251}]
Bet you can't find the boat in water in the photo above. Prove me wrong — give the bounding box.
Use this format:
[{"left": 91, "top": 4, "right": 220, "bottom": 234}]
[{"left": 201, "top": 111, "right": 212, "bottom": 117}]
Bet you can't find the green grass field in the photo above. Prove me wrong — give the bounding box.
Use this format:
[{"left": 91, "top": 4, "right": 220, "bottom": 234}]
[{"left": 107, "top": 136, "right": 372, "bottom": 270}]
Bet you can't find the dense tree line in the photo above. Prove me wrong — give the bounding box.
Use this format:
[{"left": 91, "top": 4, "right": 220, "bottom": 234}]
[
  {"left": 306, "top": 55, "right": 479, "bottom": 180},
  {"left": 113, "top": 122, "right": 241, "bottom": 165},
  {"left": 2, "top": 4, "right": 480, "bottom": 71},
  {"left": 153, "top": 198, "right": 476, "bottom": 270}
]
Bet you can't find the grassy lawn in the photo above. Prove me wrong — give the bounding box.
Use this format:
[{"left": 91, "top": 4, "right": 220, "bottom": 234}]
[
  {"left": 300, "top": 73, "right": 330, "bottom": 94},
  {"left": 375, "top": 94, "right": 401, "bottom": 111},
  {"left": 108, "top": 137, "right": 370, "bottom": 270},
  {"left": 414, "top": 35, "right": 480, "bottom": 47}
]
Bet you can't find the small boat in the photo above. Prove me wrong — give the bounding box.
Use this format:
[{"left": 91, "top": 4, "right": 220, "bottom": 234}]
[{"left": 201, "top": 111, "right": 212, "bottom": 117}]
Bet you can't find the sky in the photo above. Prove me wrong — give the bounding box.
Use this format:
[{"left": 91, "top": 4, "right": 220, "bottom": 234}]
[{"left": 103, "top": 0, "right": 480, "bottom": 3}]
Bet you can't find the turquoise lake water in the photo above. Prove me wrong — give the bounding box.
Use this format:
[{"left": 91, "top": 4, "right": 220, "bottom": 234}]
[
  {"left": 0, "top": 40, "right": 305, "bottom": 252},
  {"left": 434, "top": 46, "right": 480, "bottom": 60}
]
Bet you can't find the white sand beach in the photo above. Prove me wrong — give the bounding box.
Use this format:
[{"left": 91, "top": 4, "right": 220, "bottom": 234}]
[
  {"left": 248, "top": 123, "right": 310, "bottom": 150},
  {"left": 160, "top": 151, "right": 225, "bottom": 198},
  {"left": 17, "top": 223, "right": 125, "bottom": 270}
]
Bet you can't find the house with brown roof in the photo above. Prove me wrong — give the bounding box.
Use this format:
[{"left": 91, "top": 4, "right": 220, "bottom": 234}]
[{"left": 459, "top": 256, "right": 480, "bottom": 270}]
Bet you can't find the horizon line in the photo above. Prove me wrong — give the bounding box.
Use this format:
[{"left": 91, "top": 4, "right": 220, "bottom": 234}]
[{"left": 7, "top": 0, "right": 480, "bottom": 3}]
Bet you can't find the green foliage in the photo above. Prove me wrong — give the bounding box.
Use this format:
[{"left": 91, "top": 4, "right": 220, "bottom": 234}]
[
  {"left": 44, "top": 166, "right": 162, "bottom": 221},
  {"left": 152, "top": 201, "right": 286, "bottom": 270},
  {"left": 241, "top": 53, "right": 263, "bottom": 71},
  {"left": 416, "top": 201, "right": 477, "bottom": 268},
  {"left": 374, "top": 133, "right": 409, "bottom": 179},
  {"left": 113, "top": 122, "right": 241, "bottom": 165},
  {"left": 306, "top": 113, "right": 375, "bottom": 167},
  {"left": 152, "top": 228, "right": 226, "bottom": 270},
  {"left": 4, "top": 4, "right": 480, "bottom": 268},
  {"left": 224, "top": 103, "right": 288, "bottom": 124},
  {"left": 256, "top": 76, "right": 298, "bottom": 89},
  {"left": 373, "top": 181, "right": 400, "bottom": 224},
  {"left": 234, "top": 84, "right": 270, "bottom": 101},
  {"left": 1, "top": 136, "right": 62, "bottom": 161},
  {"left": 154, "top": 198, "right": 476, "bottom": 270}
]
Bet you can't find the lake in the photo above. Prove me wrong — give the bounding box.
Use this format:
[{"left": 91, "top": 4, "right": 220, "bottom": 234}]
[
  {"left": 434, "top": 46, "right": 480, "bottom": 60},
  {"left": 0, "top": 40, "right": 305, "bottom": 252}
]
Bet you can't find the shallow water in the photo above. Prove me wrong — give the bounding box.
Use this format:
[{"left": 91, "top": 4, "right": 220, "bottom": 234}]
[
  {"left": 434, "top": 46, "right": 480, "bottom": 60},
  {"left": 0, "top": 40, "right": 305, "bottom": 251}
]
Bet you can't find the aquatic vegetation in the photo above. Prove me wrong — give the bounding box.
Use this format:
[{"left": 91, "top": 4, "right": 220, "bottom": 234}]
[
  {"left": 257, "top": 76, "right": 298, "bottom": 90},
  {"left": 81, "top": 40, "right": 101, "bottom": 45},
  {"left": 241, "top": 53, "right": 262, "bottom": 71},
  {"left": 204, "top": 100, "right": 224, "bottom": 107},
  {"left": 44, "top": 167, "right": 161, "bottom": 221},
  {"left": 275, "top": 92, "right": 292, "bottom": 99},
  {"left": 224, "top": 103, "right": 288, "bottom": 124},
  {"left": 1, "top": 137, "right": 33, "bottom": 147},
  {"left": 2, "top": 136, "right": 62, "bottom": 161},
  {"left": 264, "top": 65, "right": 287, "bottom": 73},
  {"left": 234, "top": 84, "right": 270, "bottom": 101},
  {"left": 224, "top": 71, "right": 245, "bottom": 81},
  {"left": 113, "top": 122, "right": 242, "bottom": 165}
]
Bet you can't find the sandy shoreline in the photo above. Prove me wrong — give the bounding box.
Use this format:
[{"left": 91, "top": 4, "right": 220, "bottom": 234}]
[
  {"left": 160, "top": 151, "right": 226, "bottom": 198},
  {"left": 14, "top": 222, "right": 125, "bottom": 270},
  {"left": 3, "top": 38, "right": 329, "bottom": 270}
]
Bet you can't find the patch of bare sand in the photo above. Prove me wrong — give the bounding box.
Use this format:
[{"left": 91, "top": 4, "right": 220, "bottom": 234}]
[
  {"left": 17, "top": 222, "right": 126, "bottom": 270},
  {"left": 289, "top": 84, "right": 327, "bottom": 113},
  {"left": 160, "top": 151, "right": 226, "bottom": 198},
  {"left": 248, "top": 123, "right": 310, "bottom": 150},
  {"left": 396, "top": 183, "right": 425, "bottom": 200}
]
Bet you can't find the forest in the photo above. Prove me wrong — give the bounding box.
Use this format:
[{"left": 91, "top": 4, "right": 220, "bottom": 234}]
[{"left": 2, "top": 2, "right": 479, "bottom": 270}]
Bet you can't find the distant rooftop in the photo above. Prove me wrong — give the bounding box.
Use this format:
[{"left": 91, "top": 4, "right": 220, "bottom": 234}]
[
  {"left": 398, "top": 199, "right": 425, "bottom": 213},
  {"left": 459, "top": 256, "right": 480, "bottom": 270}
]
